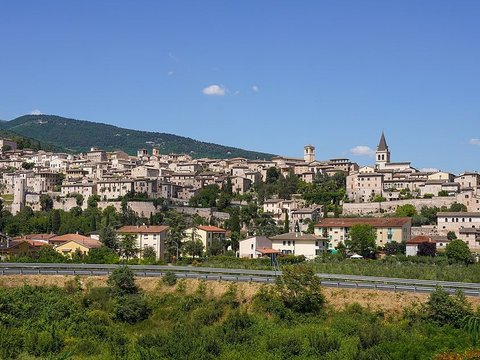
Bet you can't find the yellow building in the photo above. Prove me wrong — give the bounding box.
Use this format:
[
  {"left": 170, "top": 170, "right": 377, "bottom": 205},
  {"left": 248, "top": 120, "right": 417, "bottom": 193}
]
[
  {"left": 184, "top": 226, "right": 227, "bottom": 250},
  {"left": 55, "top": 238, "right": 102, "bottom": 257},
  {"left": 314, "top": 217, "right": 411, "bottom": 250}
]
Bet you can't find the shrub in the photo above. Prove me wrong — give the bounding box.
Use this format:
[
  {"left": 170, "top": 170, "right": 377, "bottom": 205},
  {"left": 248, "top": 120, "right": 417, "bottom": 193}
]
[
  {"left": 275, "top": 265, "right": 325, "bottom": 314},
  {"left": 162, "top": 270, "right": 177, "bottom": 286},
  {"left": 107, "top": 266, "right": 139, "bottom": 297},
  {"left": 445, "top": 239, "right": 474, "bottom": 264},
  {"left": 112, "top": 294, "right": 151, "bottom": 324},
  {"left": 424, "top": 287, "right": 472, "bottom": 328}
]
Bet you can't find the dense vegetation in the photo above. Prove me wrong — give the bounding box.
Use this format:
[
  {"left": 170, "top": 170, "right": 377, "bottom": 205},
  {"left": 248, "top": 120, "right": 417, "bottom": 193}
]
[
  {"left": 0, "top": 115, "right": 275, "bottom": 159},
  {"left": 0, "top": 129, "right": 64, "bottom": 152},
  {"left": 0, "top": 266, "right": 478, "bottom": 359}
]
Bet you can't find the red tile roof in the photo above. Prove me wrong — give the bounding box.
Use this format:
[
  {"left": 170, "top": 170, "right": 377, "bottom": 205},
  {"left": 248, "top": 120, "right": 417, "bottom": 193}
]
[
  {"left": 50, "top": 234, "right": 93, "bottom": 243},
  {"left": 197, "top": 226, "right": 226, "bottom": 233},
  {"left": 59, "top": 238, "right": 103, "bottom": 249},
  {"left": 256, "top": 248, "right": 280, "bottom": 255},
  {"left": 315, "top": 217, "right": 411, "bottom": 228},
  {"left": 407, "top": 236, "right": 435, "bottom": 244},
  {"left": 117, "top": 225, "right": 169, "bottom": 234}
]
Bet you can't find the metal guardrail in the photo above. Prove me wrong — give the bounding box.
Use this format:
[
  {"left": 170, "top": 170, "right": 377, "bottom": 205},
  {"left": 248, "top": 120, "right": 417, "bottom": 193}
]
[{"left": 1, "top": 263, "right": 479, "bottom": 296}]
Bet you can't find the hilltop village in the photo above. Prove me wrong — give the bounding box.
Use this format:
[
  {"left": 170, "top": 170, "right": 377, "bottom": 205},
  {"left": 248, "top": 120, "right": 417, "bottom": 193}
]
[{"left": 0, "top": 132, "right": 479, "bottom": 261}]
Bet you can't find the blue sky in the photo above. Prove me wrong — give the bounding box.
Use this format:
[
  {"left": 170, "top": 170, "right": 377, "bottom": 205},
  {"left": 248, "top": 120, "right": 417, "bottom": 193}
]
[{"left": 0, "top": 1, "right": 479, "bottom": 173}]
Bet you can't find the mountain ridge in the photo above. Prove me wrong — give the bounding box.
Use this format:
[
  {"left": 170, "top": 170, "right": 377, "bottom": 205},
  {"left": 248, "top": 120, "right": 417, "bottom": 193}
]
[{"left": 0, "top": 115, "right": 275, "bottom": 159}]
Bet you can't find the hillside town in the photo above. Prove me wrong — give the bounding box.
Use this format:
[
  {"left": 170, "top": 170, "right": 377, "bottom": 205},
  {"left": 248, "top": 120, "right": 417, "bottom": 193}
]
[{"left": 0, "top": 132, "right": 479, "bottom": 261}]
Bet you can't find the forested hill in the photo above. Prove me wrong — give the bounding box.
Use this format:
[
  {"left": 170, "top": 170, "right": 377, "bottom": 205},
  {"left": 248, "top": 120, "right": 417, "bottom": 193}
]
[{"left": 0, "top": 115, "right": 275, "bottom": 159}]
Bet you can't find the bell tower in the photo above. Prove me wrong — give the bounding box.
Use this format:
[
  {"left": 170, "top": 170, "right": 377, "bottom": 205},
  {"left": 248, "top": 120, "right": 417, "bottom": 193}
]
[
  {"left": 375, "top": 132, "right": 390, "bottom": 169},
  {"left": 304, "top": 145, "right": 315, "bottom": 163}
]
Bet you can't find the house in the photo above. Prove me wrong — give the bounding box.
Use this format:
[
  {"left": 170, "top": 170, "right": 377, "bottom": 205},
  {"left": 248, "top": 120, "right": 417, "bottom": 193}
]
[
  {"left": 458, "top": 228, "right": 480, "bottom": 252},
  {"left": 406, "top": 235, "right": 431, "bottom": 256},
  {"left": 117, "top": 225, "right": 169, "bottom": 260},
  {"left": 55, "top": 238, "right": 102, "bottom": 257},
  {"left": 437, "top": 212, "right": 480, "bottom": 237},
  {"left": 0, "top": 239, "right": 44, "bottom": 260},
  {"left": 238, "top": 236, "right": 272, "bottom": 259},
  {"left": 314, "top": 217, "right": 411, "bottom": 250},
  {"left": 269, "top": 232, "right": 328, "bottom": 259},
  {"left": 184, "top": 225, "right": 227, "bottom": 250},
  {"left": 49, "top": 233, "right": 94, "bottom": 247}
]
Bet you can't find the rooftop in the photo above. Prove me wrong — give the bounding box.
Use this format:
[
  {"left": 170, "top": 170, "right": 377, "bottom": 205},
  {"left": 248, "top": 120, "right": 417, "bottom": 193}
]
[{"left": 315, "top": 217, "right": 411, "bottom": 228}]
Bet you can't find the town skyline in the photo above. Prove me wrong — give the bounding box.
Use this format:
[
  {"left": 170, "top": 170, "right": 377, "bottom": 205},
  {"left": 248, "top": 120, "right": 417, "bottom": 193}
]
[{"left": 1, "top": 1, "right": 480, "bottom": 173}]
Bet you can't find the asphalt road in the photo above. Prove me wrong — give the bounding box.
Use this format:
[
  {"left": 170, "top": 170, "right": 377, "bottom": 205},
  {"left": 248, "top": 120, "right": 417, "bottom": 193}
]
[{"left": 1, "top": 263, "right": 479, "bottom": 296}]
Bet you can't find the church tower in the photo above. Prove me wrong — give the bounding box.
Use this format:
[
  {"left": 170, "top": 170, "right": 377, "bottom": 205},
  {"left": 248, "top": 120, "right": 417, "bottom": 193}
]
[
  {"left": 304, "top": 145, "right": 315, "bottom": 163},
  {"left": 375, "top": 132, "right": 390, "bottom": 169}
]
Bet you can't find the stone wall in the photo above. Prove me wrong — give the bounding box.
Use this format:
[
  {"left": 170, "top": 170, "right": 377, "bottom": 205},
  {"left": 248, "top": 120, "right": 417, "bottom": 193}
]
[{"left": 342, "top": 197, "right": 457, "bottom": 216}]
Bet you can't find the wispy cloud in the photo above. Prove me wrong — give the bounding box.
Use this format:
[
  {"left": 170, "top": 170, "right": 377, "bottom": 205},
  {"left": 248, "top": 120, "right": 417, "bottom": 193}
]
[
  {"left": 168, "top": 52, "right": 178, "bottom": 62},
  {"left": 350, "top": 145, "right": 375, "bottom": 157},
  {"left": 252, "top": 85, "right": 259, "bottom": 92},
  {"left": 167, "top": 71, "right": 174, "bottom": 76},
  {"left": 30, "top": 109, "right": 43, "bottom": 115},
  {"left": 420, "top": 167, "right": 439, "bottom": 172},
  {"left": 469, "top": 139, "right": 480, "bottom": 145},
  {"left": 202, "top": 85, "right": 226, "bottom": 96}
]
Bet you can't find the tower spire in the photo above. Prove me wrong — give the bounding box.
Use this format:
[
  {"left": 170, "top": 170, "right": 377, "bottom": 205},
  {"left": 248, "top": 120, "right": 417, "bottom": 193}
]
[{"left": 377, "top": 131, "right": 388, "bottom": 151}]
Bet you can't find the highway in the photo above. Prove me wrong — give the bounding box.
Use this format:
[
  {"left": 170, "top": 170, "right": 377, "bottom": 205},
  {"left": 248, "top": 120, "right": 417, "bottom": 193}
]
[{"left": 1, "top": 262, "right": 479, "bottom": 296}]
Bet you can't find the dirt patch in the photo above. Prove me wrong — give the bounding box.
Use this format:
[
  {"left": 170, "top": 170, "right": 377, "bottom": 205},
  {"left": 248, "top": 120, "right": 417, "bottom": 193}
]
[{"left": 1, "top": 275, "right": 479, "bottom": 314}]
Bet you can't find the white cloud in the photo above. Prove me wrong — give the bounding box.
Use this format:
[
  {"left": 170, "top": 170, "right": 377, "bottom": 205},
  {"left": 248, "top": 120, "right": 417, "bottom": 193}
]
[
  {"left": 252, "top": 85, "right": 259, "bottom": 92},
  {"left": 30, "top": 109, "right": 43, "bottom": 115},
  {"left": 350, "top": 145, "right": 375, "bottom": 157},
  {"left": 469, "top": 139, "right": 480, "bottom": 145},
  {"left": 202, "top": 85, "right": 226, "bottom": 96},
  {"left": 420, "top": 168, "right": 439, "bottom": 173}
]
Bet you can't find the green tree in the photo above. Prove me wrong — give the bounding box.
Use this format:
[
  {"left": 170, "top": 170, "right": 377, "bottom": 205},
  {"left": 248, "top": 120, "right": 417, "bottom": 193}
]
[
  {"left": 283, "top": 212, "right": 290, "bottom": 233},
  {"left": 447, "top": 231, "right": 457, "bottom": 240},
  {"left": 418, "top": 242, "right": 436, "bottom": 257},
  {"left": 395, "top": 204, "right": 417, "bottom": 217},
  {"left": 39, "top": 194, "right": 53, "bottom": 212},
  {"left": 445, "top": 239, "right": 474, "bottom": 264},
  {"left": 189, "top": 184, "right": 220, "bottom": 208},
  {"left": 449, "top": 203, "right": 467, "bottom": 212},
  {"left": 275, "top": 265, "right": 325, "bottom": 314},
  {"left": 345, "top": 224, "right": 376, "bottom": 258},
  {"left": 107, "top": 266, "right": 139, "bottom": 296},
  {"left": 164, "top": 210, "right": 187, "bottom": 260},
  {"left": 87, "top": 195, "right": 101, "bottom": 208},
  {"left": 99, "top": 226, "right": 119, "bottom": 251},
  {"left": 425, "top": 287, "right": 472, "bottom": 328},
  {"left": 51, "top": 210, "right": 61, "bottom": 233},
  {"left": 86, "top": 246, "right": 119, "bottom": 264},
  {"left": 142, "top": 246, "right": 157, "bottom": 263},
  {"left": 119, "top": 234, "right": 139, "bottom": 261},
  {"left": 266, "top": 167, "right": 280, "bottom": 184},
  {"left": 184, "top": 239, "right": 204, "bottom": 259},
  {"left": 383, "top": 241, "right": 406, "bottom": 256}
]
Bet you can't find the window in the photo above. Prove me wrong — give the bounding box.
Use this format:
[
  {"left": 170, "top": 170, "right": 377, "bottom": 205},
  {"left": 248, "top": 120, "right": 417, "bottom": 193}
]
[
  {"left": 287, "top": 241, "right": 291, "bottom": 246},
  {"left": 251, "top": 244, "right": 254, "bottom": 250},
  {"left": 283, "top": 241, "right": 286, "bottom": 246},
  {"left": 293, "top": 241, "right": 295, "bottom": 246},
  {"left": 315, "top": 241, "right": 318, "bottom": 247}
]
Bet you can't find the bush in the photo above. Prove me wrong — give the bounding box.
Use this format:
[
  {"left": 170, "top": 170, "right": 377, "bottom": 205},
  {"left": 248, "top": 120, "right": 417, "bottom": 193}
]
[
  {"left": 446, "top": 239, "right": 474, "bottom": 265},
  {"left": 107, "top": 266, "right": 139, "bottom": 297},
  {"left": 162, "top": 270, "right": 177, "bottom": 286},
  {"left": 424, "top": 287, "right": 472, "bottom": 328},
  {"left": 112, "top": 294, "right": 151, "bottom": 324},
  {"left": 275, "top": 265, "right": 325, "bottom": 314}
]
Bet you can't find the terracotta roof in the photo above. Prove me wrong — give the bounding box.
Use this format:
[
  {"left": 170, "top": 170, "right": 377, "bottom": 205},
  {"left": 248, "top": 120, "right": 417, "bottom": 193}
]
[
  {"left": 59, "top": 238, "right": 102, "bottom": 249},
  {"left": 50, "top": 234, "right": 93, "bottom": 243},
  {"left": 197, "top": 226, "right": 226, "bottom": 233},
  {"left": 407, "top": 236, "right": 435, "bottom": 244},
  {"left": 270, "top": 232, "right": 324, "bottom": 241},
  {"left": 256, "top": 248, "right": 280, "bottom": 255},
  {"left": 22, "top": 233, "right": 57, "bottom": 240},
  {"left": 315, "top": 217, "right": 411, "bottom": 228},
  {"left": 117, "top": 225, "right": 169, "bottom": 234}
]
